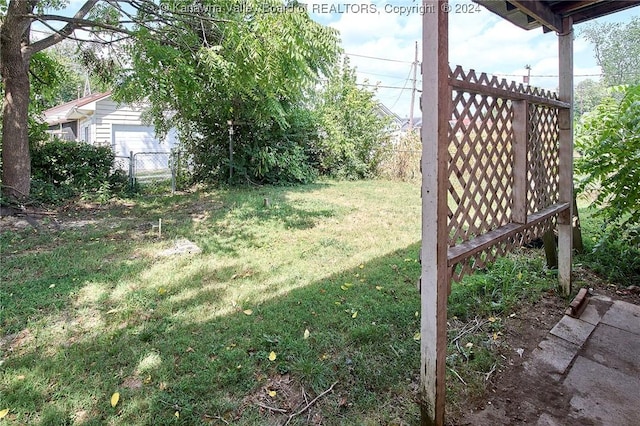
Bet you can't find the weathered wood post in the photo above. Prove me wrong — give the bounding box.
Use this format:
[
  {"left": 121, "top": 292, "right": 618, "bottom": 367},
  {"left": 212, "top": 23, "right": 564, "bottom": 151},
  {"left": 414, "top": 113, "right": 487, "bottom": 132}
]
[
  {"left": 420, "top": 1, "right": 449, "bottom": 425},
  {"left": 558, "top": 17, "right": 574, "bottom": 296}
]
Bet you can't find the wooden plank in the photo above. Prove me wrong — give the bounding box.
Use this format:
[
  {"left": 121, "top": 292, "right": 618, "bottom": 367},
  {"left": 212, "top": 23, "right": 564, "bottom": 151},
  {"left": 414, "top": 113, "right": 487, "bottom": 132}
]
[
  {"left": 510, "top": 0, "right": 564, "bottom": 33},
  {"left": 512, "top": 100, "right": 528, "bottom": 224},
  {"left": 449, "top": 78, "right": 570, "bottom": 109},
  {"left": 558, "top": 17, "right": 574, "bottom": 296},
  {"left": 447, "top": 203, "right": 570, "bottom": 265},
  {"left": 420, "top": 2, "right": 449, "bottom": 425}
]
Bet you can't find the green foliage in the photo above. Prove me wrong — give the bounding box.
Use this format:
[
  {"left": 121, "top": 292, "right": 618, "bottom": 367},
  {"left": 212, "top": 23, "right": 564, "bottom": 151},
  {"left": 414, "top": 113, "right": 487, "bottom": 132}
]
[
  {"left": 30, "top": 139, "right": 126, "bottom": 203},
  {"left": 577, "top": 207, "right": 640, "bottom": 285},
  {"left": 315, "top": 57, "right": 392, "bottom": 179},
  {"left": 573, "top": 79, "right": 609, "bottom": 119},
  {"left": 575, "top": 84, "right": 640, "bottom": 244},
  {"left": 581, "top": 17, "right": 640, "bottom": 86},
  {"left": 117, "top": 0, "right": 340, "bottom": 185}
]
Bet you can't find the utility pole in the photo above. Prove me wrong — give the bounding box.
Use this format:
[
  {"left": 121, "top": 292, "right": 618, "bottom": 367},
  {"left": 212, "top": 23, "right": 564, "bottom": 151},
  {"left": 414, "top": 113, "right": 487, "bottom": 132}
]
[
  {"left": 409, "top": 41, "right": 418, "bottom": 130},
  {"left": 524, "top": 64, "right": 531, "bottom": 85}
]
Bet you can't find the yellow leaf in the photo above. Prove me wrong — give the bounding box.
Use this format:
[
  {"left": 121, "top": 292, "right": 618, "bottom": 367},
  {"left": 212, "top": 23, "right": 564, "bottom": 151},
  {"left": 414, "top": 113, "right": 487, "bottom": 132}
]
[
  {"left": 0, "top": 408, "right": 9, "bottom": 419},
  {"left": 340, "top": 285, "right": 348, "bottom": 291},
  {"left": 465, "top": 342, "right": 474, "bottom": 349},
  {"left": 375, "top": 286, "right": 383, "bottom": 291},
  {"left": 359, "top": 264, "right": 364, "bottom": 269},
  {"left": 303, "top": 329, "right": 310, "bottom": 339},
  {"left": 351, "top": 311, "right": 358, "bottom": 319},
  {"left": 413, "top": 332, "right": 421, "bottom": 341},
  {"left": 268, "top": 351, "right": 277, "bottom": 361},
  {"left": 493, "top": 332, "right": 499, "bottom": 340},
  {"left": 49, "top": 284, "right": 55, "bottom": 289},
  {"left": 158, "top": 287, "right": 166, "bottom": 295},
  {"left": 268, "top": 390, "right": 277, "bottom": 397},
  {"left": 517, "top": 272, "right": 523, "bottom": 280},
  {"left": 243, "top": 309, "right": 253, "bottom": 315},
  {"left": 488, "top": 316, "right": 496, "bottom": 323},
  {"left": 175, "top": 411, "right": 180, "bottom": 418},
  {"left": 110, "top": 392, "right": 120, "bottom": 408}
]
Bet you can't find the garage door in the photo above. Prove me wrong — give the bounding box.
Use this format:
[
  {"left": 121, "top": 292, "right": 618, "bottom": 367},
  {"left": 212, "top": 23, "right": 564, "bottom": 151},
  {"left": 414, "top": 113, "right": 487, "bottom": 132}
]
[{"left": 112, "top": 124, "right": 170, "bottom": 171}]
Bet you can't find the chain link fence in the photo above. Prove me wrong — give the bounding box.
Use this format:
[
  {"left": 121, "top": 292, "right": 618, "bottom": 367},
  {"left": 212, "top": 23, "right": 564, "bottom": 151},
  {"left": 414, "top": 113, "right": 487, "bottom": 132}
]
[{"left": 114, "top": 150, "right": 183, "bottom": 193}]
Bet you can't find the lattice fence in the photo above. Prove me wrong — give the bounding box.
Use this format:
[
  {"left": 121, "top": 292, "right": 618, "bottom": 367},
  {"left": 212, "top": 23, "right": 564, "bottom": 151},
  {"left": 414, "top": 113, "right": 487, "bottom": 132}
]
[{"left": 446, "top": 66, "right": 569, "bottom": 282}]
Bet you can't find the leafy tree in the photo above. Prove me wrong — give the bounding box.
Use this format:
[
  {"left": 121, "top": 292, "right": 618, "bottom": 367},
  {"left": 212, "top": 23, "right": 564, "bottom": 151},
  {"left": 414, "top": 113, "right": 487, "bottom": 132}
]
[
  {"left": 574, "top": 79, "right": 609, "bottom": 118},
  {"left": 117, "top": 0, "right": 340, "bottom": 185},
  {"left": 315, "top": 57, "right": 391, "bottom": 179},
  {"left": 575, "top": 84, "right": 640, "bottom": 243},
  {"left": 0, "top": 0, "right": 209, "bottom": 201},
  {"left": 581, "top": 17, "right": 640, "bottom": 86}
]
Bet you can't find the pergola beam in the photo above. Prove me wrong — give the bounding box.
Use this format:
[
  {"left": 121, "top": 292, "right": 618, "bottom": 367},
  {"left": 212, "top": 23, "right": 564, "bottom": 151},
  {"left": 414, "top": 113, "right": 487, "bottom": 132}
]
[{"left": 509, "top": 0, "right": 564, "bottom": 32}]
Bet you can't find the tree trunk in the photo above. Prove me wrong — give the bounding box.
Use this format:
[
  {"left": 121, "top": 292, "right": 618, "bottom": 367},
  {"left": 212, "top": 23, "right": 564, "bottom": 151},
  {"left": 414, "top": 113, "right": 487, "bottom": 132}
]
[{"left": 1, "top": 1, "right": 34, "bottom": 202}]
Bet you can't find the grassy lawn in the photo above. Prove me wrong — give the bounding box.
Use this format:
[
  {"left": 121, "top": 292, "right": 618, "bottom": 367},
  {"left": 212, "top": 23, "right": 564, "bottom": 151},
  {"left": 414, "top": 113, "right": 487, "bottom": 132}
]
[
  {"left": 3, "top": 180, "right": 613, "bottom": 425},
  {"left": 1, "top": 180, "right": 426, "bottom": 425}
]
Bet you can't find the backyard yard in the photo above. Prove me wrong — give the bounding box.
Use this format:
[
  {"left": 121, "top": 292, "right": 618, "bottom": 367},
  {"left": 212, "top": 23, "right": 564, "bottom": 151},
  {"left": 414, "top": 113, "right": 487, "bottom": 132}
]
[{"left": 1, "top": 180, "right": 636, "bottom": 425}]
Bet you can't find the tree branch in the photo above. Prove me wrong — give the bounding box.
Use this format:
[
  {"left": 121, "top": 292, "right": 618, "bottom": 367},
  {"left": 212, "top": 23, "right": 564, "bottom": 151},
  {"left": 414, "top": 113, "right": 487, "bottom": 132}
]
[{"left": 28, "top": 0, "right": 100, "bottom": 54}]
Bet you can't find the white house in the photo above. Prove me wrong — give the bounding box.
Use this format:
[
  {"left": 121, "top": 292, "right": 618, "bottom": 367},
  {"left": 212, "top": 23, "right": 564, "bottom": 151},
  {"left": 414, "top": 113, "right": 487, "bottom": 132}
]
[{"left": 43, "top": 91, "right": 178, "bottom": 171}]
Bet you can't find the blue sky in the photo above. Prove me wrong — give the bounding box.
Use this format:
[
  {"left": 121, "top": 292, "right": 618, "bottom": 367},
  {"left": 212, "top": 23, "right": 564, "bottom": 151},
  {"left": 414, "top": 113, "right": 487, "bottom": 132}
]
[
  {"left": 307, "top": 0, "right": 639, "bottom": 118},
  {"left": 52, "top": 1, "right": 639, "bottom": 118}
]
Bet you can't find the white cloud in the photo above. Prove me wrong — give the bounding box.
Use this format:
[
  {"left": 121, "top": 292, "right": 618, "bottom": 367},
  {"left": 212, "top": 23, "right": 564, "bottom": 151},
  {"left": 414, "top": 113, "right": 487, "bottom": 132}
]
[{"left": 310, "top": 1, "right": 638, "bottom": 116}]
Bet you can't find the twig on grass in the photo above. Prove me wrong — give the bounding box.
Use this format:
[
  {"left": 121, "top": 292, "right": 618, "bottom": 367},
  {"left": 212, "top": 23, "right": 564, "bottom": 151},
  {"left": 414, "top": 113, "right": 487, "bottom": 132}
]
[
  {"left": 448, "top": 367, "right": 467, "bottom": 385},
  {"left": 485, "top": 363, "right": 497, "bottom": 382},
  {"left": 283, "top": 381, "right": 338, "bottom": 426},
  {"left": 202, "top": 414, "right": 229, "bottom": 425},
  {"left": 256, "top": 402, "right": 288, "bottom": 414}
]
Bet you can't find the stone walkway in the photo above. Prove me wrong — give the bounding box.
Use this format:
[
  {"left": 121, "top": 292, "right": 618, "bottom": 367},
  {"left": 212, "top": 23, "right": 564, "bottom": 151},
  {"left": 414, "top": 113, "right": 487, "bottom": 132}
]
[{"left": 463, "top": 295, "right": 640, "bottom": 425}]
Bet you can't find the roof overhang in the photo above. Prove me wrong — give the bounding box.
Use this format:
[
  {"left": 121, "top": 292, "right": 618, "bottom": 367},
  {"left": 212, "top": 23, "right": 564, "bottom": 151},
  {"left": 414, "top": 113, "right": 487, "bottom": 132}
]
[{"left": 474, "top": 1, "right": 640, "bottom": 33}]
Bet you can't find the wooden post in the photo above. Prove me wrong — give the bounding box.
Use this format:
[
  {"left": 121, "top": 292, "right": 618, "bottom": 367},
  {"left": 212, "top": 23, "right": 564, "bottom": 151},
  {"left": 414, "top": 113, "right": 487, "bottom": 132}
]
[
  {"left": 558, "top": 17, "right": 574, "bottom": 295},
  {"left": 420, "top": 2, "right": 449, "bottom": 425},
  {"left": 512, "top": 100, "right": 528, "bottom": 225}
]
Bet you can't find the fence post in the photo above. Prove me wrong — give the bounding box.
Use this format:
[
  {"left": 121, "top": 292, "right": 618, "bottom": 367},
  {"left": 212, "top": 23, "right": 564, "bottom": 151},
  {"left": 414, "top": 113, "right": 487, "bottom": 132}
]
[
  {"left": 128, "top": 151, "right": 135, "bottom": 189},
  {"left": 170, "top": 149, "right": 176, "bottom": 195}
]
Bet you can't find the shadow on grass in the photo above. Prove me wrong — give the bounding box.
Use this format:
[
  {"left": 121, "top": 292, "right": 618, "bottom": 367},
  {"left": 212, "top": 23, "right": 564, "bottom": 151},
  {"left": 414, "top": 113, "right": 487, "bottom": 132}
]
[{"left": 0, "top": 243, "right": 422, "bottom": 426}]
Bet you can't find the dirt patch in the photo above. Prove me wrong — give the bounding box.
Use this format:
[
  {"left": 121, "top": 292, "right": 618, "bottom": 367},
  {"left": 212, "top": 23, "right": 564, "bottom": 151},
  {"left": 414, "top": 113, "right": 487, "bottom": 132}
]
[{"left": 452, "top": 271, "right": 639, "bottom": 425}]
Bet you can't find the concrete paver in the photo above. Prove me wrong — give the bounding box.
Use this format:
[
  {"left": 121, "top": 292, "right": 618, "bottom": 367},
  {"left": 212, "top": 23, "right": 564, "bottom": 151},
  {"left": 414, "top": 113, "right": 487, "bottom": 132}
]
[
  {"left": 564, "top": 356, "right": 640, "bottom": 426},
  {"left": 548, "top": 314, "right": 596, "bottom": 346},
  {"left": 601, "top": 300, "right": 640, "bottom": 335}
]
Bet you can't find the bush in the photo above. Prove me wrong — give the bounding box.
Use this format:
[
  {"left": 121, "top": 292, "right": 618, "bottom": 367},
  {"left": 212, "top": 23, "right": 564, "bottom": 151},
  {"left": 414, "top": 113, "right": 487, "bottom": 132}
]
[
  {"left": 575, "top": 83, "right": 640, "bottom": 245},
  {"left": 31, "top": 139, "right": 123, "bottom": 203}
]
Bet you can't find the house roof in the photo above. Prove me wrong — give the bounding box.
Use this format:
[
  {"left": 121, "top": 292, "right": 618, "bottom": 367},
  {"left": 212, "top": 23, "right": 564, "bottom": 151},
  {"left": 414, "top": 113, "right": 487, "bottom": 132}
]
[
  {"left": 43, "top": 91, "right": 112, "bottom": 126},
  {"left": 474, "top": 1, "right": 640, "bottom": 33}
]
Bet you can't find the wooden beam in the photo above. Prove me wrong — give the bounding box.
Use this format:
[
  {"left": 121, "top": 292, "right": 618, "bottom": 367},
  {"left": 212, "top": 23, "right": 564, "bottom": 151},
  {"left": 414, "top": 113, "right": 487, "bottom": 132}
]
[
  {"left": 509, "top": 0, "right": 564, "bottom": 33},
  {"left": 512, "top": 100, "right": 528, "bottom": 225},
  {"left": 569, "top": 1, "right": 640, "bottom": 25},
  {"left": 420, "top": 2, "right": 449, "bottom": 425},
  {"left": 447, "top": 203, "right": 570, "bottom": 265},
  {"left": 558, "top": 17, "right": 574, "bottom": 296}
]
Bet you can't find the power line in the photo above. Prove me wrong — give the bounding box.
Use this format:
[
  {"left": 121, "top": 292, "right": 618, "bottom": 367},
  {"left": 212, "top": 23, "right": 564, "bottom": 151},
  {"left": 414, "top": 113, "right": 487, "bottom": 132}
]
[{"left": 345, "top": 52, "right": 414, "bottom": 64}]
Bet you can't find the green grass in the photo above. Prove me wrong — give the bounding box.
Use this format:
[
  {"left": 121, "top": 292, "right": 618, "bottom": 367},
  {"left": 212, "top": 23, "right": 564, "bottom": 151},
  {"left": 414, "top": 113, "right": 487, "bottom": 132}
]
[{"left": 1, "top": 180, "right": 600, "bottom": 425}]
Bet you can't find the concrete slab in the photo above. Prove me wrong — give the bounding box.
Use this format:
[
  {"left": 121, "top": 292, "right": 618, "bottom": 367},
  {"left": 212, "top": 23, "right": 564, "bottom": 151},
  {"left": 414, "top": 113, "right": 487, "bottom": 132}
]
[
  {"left": 600, "top": 300, "right": 640, "bottom": 335},
  {"left": 528, "top": 334, "right": 579, "bottom": 377},
  {"left": 549, "top": 315, "right": 596, "bottom": 346},
  {"left": 578, "top": 302, "right": 605, "bottom": 326},
  {"left": 564, "top": 356, "right": 640, "bottom": 426},
  {"left": 582, "top": 323, "right": 640, "bottom": 375}
]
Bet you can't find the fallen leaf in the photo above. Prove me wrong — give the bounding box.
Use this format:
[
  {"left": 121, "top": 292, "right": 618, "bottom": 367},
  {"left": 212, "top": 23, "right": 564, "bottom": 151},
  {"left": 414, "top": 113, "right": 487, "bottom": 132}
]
[
  {"left": 175, "top": 411, "right": 180, "bottom": 418},
  {"left": 351, "top": 311, "right": 358, "bottom": 319},
  {"left": 303, "top": 329, "right": 310, "bottom": 339},
  {"left": 0, "top": 408, "right": 8, "bottom": 419},
  {"left": 110, "top": 392, "right": 120, "bottom": 407},
  {"left": 488, "top": 316, "right": 496, "bottom": 323},
  {"left": 413, "top": 332, "right": 421, "bottom": 341},
  {"left": 465, "top": 342, "right": 474, "bottom": 348},
  {"left": 359, "top": 264, "right": 364, "bottom": 269},
  {"left": 268, "top": 390, "right": 277, "bottom": 397},
  {"left": 375, "top": 286, "right": 383, "bottom": 291},
  {"left": 16, "top": 375, "right": 25, "bottom": 380},
  {"left": 158, "top": 287, "right": 167, "bottom": 295},
  {"left": 243, "top": 309, "right": 253, "bottom": 316},
  {"left": 49, "top": 284, "right": 55, "bottom": 289},
  {"left": 493, "top": 332, "right": 499, "bottom": 340},
  {"left": 268, "top": 351, "right": 277, "bottom": 361}
]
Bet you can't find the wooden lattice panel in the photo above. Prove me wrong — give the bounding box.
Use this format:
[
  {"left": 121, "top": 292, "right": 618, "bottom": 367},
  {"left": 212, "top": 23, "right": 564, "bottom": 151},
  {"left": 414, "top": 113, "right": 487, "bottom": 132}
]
[
  {"left": 528, "top": 105, "right": 560, "bottom": 214},
  {"left": 446, "top": 66, "right": 566, "bottom": 282}
]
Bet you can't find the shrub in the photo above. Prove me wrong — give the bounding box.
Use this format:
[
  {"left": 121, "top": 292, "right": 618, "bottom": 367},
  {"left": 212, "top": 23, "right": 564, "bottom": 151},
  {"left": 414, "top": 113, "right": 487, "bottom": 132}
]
[{"left": 31, "top": 139, "right": 122, "bottom": 203}]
